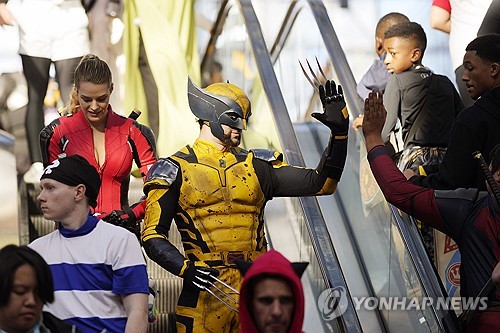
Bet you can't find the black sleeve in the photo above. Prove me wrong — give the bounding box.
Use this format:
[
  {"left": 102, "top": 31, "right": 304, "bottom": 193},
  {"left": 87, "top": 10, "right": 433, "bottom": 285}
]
[
  {"left": 252, "top": 158, "right": 328, "bottom": 198},
  {"left": 141, "top": 166, "right": 185, "bottom": 276}
]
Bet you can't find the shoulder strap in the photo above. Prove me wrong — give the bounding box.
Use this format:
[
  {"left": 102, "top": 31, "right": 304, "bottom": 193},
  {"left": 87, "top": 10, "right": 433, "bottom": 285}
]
[
  {"left": 458, "top": 279, "right": 495, "bottom": 329},
  {"left": 404, "top": 73, "right": 439, "bottom": 147}
]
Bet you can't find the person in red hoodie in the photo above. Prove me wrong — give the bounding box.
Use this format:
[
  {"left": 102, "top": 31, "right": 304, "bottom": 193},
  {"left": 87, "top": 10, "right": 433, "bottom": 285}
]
[{"left": 237, "top": 250, "right": 308, "bottom": 333}]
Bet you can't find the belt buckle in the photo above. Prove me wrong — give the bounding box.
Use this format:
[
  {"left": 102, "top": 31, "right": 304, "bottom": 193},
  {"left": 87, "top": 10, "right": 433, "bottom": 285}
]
[{"left": 226, "top": 251, "right": 245, "bottom": 266}]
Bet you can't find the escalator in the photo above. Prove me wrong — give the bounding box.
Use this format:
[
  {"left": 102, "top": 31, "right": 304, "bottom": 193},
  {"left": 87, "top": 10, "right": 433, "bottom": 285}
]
[
  {"left": 202, "top": 0, "right": 461, "bottom": 332},
  {"left": 16, "top": 1, "right": 462, "bottom": 332}
]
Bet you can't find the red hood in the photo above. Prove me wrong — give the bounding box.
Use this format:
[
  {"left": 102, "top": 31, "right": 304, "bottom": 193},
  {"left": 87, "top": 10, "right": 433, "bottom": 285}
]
[{"left": 239, "top": 250, "right": 305, "bottom": 333}]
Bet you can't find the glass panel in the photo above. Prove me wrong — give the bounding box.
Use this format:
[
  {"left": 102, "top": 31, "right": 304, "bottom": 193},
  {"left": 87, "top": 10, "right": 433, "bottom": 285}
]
[
  {"left": 211, "top": 1, "right": 282, "bottom": 151},
  {"left": 270, "top": 2, "right": 443, "bottom": 332}
]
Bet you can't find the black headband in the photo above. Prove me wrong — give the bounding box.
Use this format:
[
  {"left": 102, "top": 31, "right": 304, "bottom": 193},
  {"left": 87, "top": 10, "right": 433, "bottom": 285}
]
[{"left": 40, "top": 155, "right": 101, "bottom": 208}]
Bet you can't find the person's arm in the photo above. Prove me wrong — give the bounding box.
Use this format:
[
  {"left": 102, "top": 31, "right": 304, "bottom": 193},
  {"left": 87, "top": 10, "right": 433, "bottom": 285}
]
[
  {"left": 362, "top": 91, "right": 447, "bottom": 232},
  {"left": 356, "top": 59, "right": 389, "bottom": 101},
  {"left": 110, "top": 229, "right": 149, "bottom": 332},
  {"left": 262, "top": 80, "right": 348, "bottom": 197},
  {"left": 127, "top": 121, "right": 157, "bottom": 220},
  {"left": 122, "top": 293, "right": 148, "bottom": 333},
  {"left": 0, "top": 1, "right": 14, "bottom": 26},
  {"left": 129, "top": 120, "right": 157, "bottom": 180},
  {"left": 430, "top": 4, "right": 451, "bottom": 33},
  {"left": 381, "top": 75, "right": 401, "bottom": 145},
  {"left": 140, "top": 158, "right": 219, "bottom": 287},
  {"left": 141, "top": 159, "right": 185, "bottom": 276}
]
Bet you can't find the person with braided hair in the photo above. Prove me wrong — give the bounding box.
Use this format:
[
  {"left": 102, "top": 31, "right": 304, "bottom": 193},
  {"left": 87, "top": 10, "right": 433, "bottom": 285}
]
[{"left": 141, "top": 77, "right": 349, "bottom": 332}]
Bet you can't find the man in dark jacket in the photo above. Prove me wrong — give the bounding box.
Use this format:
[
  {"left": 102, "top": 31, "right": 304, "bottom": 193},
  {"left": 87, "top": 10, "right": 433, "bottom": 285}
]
[
  {"left": 408, "top": 33, "right": 500, "bottom": 190},
  {"left": 363, "top": 91, "right": 500, "bottom": 333},
  {"left": 237, "top": 250, "right": 308, "bottom": 333}
]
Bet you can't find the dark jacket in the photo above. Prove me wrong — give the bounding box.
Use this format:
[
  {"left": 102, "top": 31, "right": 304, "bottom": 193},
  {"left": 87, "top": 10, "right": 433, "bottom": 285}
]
[{"left": 411, "top": 87, "right": 500, "bottom": 190}]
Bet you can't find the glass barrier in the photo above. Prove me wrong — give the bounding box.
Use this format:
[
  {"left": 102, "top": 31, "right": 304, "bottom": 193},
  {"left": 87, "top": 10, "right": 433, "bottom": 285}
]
[{"left": 264, "top": 0, "right": 458, "bottom": 332}]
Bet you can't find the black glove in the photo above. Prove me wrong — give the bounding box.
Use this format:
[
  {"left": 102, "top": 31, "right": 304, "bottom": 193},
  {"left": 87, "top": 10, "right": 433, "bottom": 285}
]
[
  {"left": 102, "top": 207, "right": 140, "bottom": 239},
  {"left": 181, "top": 261, "right": 220, "bottom": 291},
  {"left": 313, "top": 80, "right": 349, "bottom": 136}
]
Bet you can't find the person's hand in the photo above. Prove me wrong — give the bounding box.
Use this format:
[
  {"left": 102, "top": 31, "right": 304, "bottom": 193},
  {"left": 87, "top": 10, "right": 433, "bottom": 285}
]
[
  {"left": 362, "top": 91, "right": 387, "bottom": 138},
  {"left": 403, "top": 169, "right": 417, "bottom": 180},
  {"left": 0, "top": 4, "right": 14, "bottom": 26},
  {"left": 181, "top": 261, "right": 220, "bottom": 291},
  {"left": 102, "top": 208, "right": 140, "bottom": 238},
  {"left": 353, "top": 114, "right": 364, "bottom": 131},
  {"left": 313, "top": 80, "right": 349, "bottom": 136}
]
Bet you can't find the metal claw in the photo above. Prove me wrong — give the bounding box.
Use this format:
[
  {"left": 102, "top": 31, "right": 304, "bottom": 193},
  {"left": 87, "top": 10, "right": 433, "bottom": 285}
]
[
  {"left": 299, "top": 60, "right": 318, "bottom": 92},
  {"left": 315, "top": 56, "right": 328, "bottom": 81},
  {"left": 194, "top": 269, "right": 239, "bottom": 313},
  {"left": 205, "top": 287, "right": 239, "bottom": 313},
  {"left": 206, "top": 280, "right": 239, "bottom": 304},
  {"left": 300, "top": 57, "right": 330, "bottom": 93},
  {"left": 306, "top": 59, "right": 322, "bottom": 87},
  {"left": 210, "top": 275, "right": 240, "bottom": 294}
]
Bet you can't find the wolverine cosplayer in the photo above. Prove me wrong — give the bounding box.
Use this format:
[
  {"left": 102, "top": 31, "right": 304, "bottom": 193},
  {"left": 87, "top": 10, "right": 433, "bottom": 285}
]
[{"left": 141, "top": 78, "right": 349, "bottom": 332}]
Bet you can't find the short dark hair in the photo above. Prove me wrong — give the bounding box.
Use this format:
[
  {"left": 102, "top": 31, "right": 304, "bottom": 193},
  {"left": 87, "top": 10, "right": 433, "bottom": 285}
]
[
  {"left": 384, "top": 21, "right": 427, "bottom": 54},
  {"left": 0, "top": 245, "right": 54, "bottom": 306},
  {"left": 466, "top": 34, "right": 500, "bottom": 63},
  {"left": 490, "top": 143, "right": 500, "bottom": 174},
  {"left": 376, "top": 12, "right": 410, "bottom": 36}
]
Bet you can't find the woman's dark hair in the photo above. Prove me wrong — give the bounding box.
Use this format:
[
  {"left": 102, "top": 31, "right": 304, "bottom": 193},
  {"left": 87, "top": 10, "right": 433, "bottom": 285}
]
[{"left": 0, "top": 245, "right": 54, "bottom": 306}]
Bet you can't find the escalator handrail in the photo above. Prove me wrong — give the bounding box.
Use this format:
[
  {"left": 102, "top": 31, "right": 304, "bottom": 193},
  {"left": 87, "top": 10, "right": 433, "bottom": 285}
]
[
  {"left": 236, "top": 0, "right": 362, "bottom": 332},
  {"left": 307, "top": 0, "right": 363, "bottom": 118},
  {"left": 200, "top": 0, "right": 231, "bottom": 72},
  {"left": 307, "top": 0, "right": 461, "bottom": 331}
]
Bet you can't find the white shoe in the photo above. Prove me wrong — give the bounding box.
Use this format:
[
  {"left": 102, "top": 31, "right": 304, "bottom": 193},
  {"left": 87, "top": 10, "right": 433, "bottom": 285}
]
[{"left": 23, "top": 162, "right": 44, "bottom": 184}]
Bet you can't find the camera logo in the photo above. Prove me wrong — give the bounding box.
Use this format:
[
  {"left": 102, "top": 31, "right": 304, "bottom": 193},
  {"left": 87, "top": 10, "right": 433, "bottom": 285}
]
[{"left": 317, "top": 286, "right": 348, "bottom": 320}]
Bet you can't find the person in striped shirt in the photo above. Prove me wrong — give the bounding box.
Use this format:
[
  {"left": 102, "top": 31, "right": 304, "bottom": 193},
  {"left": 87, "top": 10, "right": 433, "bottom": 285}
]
[{"left": 29, "top": 154, "right": 149, "bottom": 333}]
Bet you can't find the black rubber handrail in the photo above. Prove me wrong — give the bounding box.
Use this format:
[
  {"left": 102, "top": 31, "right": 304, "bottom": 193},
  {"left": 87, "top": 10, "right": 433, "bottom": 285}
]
[{"left": 306, "top": 1, "right": 461, "bottom": 330}]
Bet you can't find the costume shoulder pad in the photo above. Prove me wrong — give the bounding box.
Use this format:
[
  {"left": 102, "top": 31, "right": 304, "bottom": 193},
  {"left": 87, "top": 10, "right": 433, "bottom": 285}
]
[
  {"left": 251, "top": 149, "right": 284, "bottom": 165},
  {"left": 145, "top": 158, "right": 179, "bottom": 186},
  {"left": 434, "top": 188, "right": 484, "bottom": 202}
]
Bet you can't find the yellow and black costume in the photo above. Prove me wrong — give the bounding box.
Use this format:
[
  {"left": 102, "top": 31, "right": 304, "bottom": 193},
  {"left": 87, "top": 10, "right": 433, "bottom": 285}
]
[{"left": 141, "top": 79, "right": 349, "bottom": 333}]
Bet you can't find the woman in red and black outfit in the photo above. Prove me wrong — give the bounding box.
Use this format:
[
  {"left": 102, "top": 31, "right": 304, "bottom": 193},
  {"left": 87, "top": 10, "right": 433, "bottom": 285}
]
[{"left": 40, "top": 54, "right": 157, "bottom": 221}]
